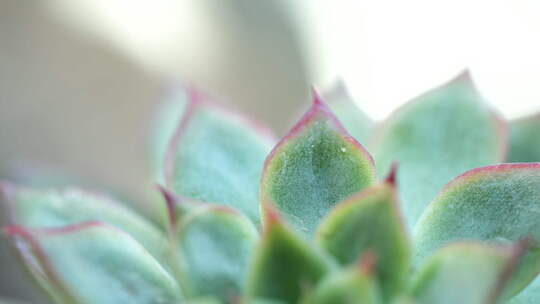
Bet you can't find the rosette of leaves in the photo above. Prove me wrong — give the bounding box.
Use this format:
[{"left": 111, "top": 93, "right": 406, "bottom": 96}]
[{"left": 2, "top": 71, "right": 540, "bottom": 304}]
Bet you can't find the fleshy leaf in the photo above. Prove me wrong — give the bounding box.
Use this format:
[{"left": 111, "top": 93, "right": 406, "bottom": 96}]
[
  {"left": 6, "top": 222, "right": 182, "bottom": 304},
  {"left": 371, "top": 71, "right": 507, "bottom": 227},
  {"left": 261, "top": 91, "right": 376, "bottom": 235},
  {"left": 316, "top": 169, "right": 410, "bottom": 301},
  {"left": 0, "top": 183, "right": 169, "bottom": 265},
  {"left": 305, "top": 253, "right": 381, "bottom": 304},
  {"left": 165, "top": 89, "right": 276, "bottom": 224},
  {"left": 173, "top": 205, "right": 258, "bottom": 301},
  {"left": 411, "top": 242, "right": 524, "bottom": 304},
  {"left": 246, "top": 208, "right": 333, "bottom": 303},
  {"left": 415, "top": 163, "right": 540, "bottom": 295},
  {"left": 322, "top": 79, "right": 373, "bottom": 144},
  {"left": 509, "top": 114, "right": 540, "bottom": 162}
]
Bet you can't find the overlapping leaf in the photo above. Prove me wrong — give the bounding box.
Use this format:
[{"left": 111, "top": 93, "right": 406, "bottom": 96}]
[
  {"left": 166, "top": 89, "right": 275, "bottom": 224},
  {"left": 371, "top": 71, "right": 507, "bottom": 227},
  {"left": 316, "top": 169, "right": 409, "bottom": 301},
  {"left": 304, "top": 253, "right": 381, "bottom": 304},
  {"left": 246, "top": 208, "right": 333, "bottom": 303},
  {"left": 411, "top": 242, "right": 525, "bottom": 304},
  {"left": 415, "top": 163, "right": 540, "bottom": 295},
  {"left": 6, "top": 222, "right": 182, "bottom": 304},
  {"left": 172, "top": 205, "right": 258, "bottom": 301},
  {"left": 261, "top": 91, "right": 376, "bottom": 235},
  {"left": 0, "top": 183, "right": 169, "bottom": 264}
]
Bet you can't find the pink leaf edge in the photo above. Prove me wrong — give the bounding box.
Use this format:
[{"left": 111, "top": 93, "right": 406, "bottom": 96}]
[
  {"left": 262, "top": 88, "right": 375, "bottom": 176},
  {"left": 439, "top": 163, "right": 540, "bottom": 194},
  {"left": 370, "top": 69, "right": 508, "bottom": 162},
  {"left": 164, "top": 86, "right": 277, "bottom": 189}
]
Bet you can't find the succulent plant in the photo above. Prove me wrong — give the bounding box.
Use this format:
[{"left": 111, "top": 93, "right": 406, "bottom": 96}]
[{"left": 2, "top": 71, "right": 540, "bottom": 304}]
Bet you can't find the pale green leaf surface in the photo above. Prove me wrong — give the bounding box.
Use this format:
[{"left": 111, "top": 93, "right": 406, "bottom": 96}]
[
  {"left": 246, "top": 210, "right": 332, "bottom": 303},
  {"left": 509, "top": 114, "right": 540, "bottom": 163},
  {"left": 261, "top": 94, "right": 376, "bottom": 235},
  {"left": 167, "top": 92, "right": 275, "bottom": 224},
  {"left": 371, "top": 72, "right": 506, "bottom": 227},
  {"left": 415, "top": 164, "right": 540, "bottom": 294},
  {"left": 1, "top": 184, "right": 169, "bottom": 265},
  {"left": 8, "top": 223, "right": 182, "bottom": 304},
  {"left": 174, "top": 205, "right": 258, "bottom": 301},
  {"left": 316, "top": 181, "right": 409, "bottom": 301},
  {"left": 411, "top": 243, "right": 513, "bottom": 304}
]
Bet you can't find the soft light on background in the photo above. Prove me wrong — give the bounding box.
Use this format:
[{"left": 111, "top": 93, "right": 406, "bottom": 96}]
[
  {"left": 48, "top": 0, "right": 540, "bottom": 119},
  {"left": 1, "top": 0, "right": 539, "bottom": 302}
]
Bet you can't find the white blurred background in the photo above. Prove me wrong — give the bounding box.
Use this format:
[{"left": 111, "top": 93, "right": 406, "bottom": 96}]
[
  {"left": 47, "top": 0, "right": 540, "bottom": 119},
  {"left": 1, "top": 1, "right": 540, "bottom": 301}
]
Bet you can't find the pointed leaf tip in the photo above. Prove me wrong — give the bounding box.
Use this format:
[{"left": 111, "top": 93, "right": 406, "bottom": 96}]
[
  {"left": 261, "top": 93, "right": 376, "bottom": 235},
  {"left": 385, "top": 162, "right": 399, "bottom": 186},
  {"left": 357, "top": 251, "right": 378, "bottom": 276},
  {"left": 247, "top": 207, "right": 331, "bottom": 303},
  {"left": 371, "top": 72, "right": 506, "bottom": 228},
  {"left": 311, "top": 87, "right": 324, "bottom": 106},
  {"left": 316, "top": 182, "right": 409, "bottom": 301},
  {"left": 156, "top": 184, "right": 177, "bottom": 226},
  {"left": 187, "top": 85, "right": 209, "bottom": 105},
  {"left": 262, "top": 204, "right": 282, "bottom": 229},
  {"left": 451, "top": 69, "right": 473, "bottom": 85}
]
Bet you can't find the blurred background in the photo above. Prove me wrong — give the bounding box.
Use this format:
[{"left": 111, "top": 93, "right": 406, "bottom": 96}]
[{"left": 1, "top": 0, "right": 540, "bottom": 301}]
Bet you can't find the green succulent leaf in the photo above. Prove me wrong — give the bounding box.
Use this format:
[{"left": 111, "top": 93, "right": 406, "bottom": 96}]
[
  {"left": 509, "top": 114, "right": 540, "bottom": 163},
  {"left": 316, "top": 169, "right": 410, "bottom": 301},
  {"left": 173, "top": 204, "right": 258, "bottom": 301},
  {"left": 261, "top": 91, "right": 376, "bottom": 235},
  {"left": 411, "top": 242, "right": 524, "bottom": 304},
  {"left": 246, "top": 208, "right": 333, "bottom": 303},
  {"left": 415, "top": 163, "right": 540, "bottom": 295},
  {"left": 509, "top": 274, "right": 540, "bottom": 304},
  {"left": 305, "top": 253, "right": 381, "bottom": 304},
  {"left": 0, "top": 183, "right": 169, "bottom": 265},
  {"left": 371, "top": 71, "right": 507, "bottom": 227},
  {"left": 323, "top": 79, "right": 373, "bottom": 144},
  {"left": 6, "top": 222, "right": 182, "bottom": 304},
  {"left": 166, "top": 89, "right": 276, "bottom": 224}
]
